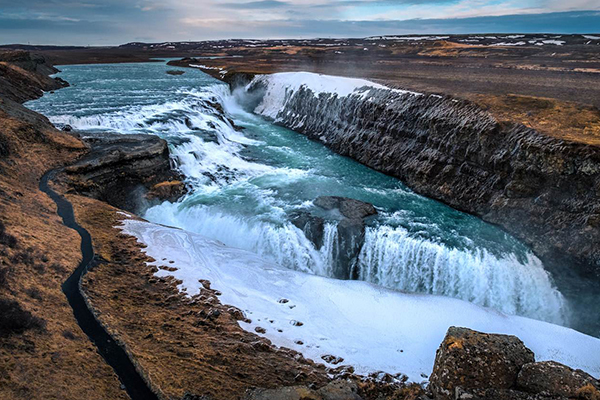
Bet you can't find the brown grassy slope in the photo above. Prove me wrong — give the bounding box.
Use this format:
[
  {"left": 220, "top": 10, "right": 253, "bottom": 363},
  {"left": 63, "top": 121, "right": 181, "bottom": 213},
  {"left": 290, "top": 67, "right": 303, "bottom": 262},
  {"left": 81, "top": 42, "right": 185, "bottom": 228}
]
[
  {"left": 474, "top": 94, "right": 600, "bottom": 146},
  {"left": 0, "top": 95, "right": 128, "bottom": 398},
  {"left": 69, "top": 194, "right": 334, "bottom": 400}
]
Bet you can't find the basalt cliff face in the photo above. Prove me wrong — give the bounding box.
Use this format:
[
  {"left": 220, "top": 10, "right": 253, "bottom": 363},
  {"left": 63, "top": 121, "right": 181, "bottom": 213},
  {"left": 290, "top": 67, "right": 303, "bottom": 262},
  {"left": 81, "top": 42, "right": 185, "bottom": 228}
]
[{"left": 239, "top": 75, "right": 600, "bottom": 279}]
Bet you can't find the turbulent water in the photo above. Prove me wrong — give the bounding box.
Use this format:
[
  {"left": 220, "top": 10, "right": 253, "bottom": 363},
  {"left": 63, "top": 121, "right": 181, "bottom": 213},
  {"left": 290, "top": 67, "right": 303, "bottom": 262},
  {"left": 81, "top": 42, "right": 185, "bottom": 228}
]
[{"left": 28, "top": 61, "right": 569, "bottom": 326}]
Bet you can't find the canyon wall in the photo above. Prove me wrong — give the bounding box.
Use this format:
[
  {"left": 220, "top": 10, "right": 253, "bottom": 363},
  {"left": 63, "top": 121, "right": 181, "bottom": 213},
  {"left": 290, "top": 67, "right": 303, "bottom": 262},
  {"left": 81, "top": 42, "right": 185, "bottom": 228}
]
[{"left": 235, "top": 73, "right": 600, "bottom": 279}]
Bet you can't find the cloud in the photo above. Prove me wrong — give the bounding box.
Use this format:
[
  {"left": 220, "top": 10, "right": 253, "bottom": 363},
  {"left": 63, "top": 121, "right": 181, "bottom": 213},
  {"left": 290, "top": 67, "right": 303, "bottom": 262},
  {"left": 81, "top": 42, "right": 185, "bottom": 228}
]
[
  {"left": 0, "top": 0, "right": 600, "bottom": 45},
  {"left": 177, "top": 11, "right": 600, "bottom": 38},
  {"left": 217, "top": 0, "right": 290, "bottom": 9}
]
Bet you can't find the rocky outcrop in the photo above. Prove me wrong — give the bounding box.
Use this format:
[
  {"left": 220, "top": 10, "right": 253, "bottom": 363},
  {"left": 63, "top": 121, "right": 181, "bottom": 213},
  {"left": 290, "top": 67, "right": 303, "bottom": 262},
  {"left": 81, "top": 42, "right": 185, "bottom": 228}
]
[
  {"left": 0, "top": 50, "right": 70, "bottom": 161},
  {"left": 291, "top": 196, "right": 377, "bottom": 279},
  {"left": 146, "top": 180, "right": 186, "bottom": 201},
  {"left": 242, "top": 77, "right": 600, "bottom": 279},
  {"left": 63, "top": 133, "right": 185, "bottom": 212},
  {"left": 517, "top": 361, "right": 600, "bottom": 399},
  {"left": 0, "top": 50, "right": 68, "bottom": 103},
  {"left": 429, "top": 327, "right": 600, "bottom": 400},
  {"left": 314, "top": 196, "right": 377, "bottom": 221}
]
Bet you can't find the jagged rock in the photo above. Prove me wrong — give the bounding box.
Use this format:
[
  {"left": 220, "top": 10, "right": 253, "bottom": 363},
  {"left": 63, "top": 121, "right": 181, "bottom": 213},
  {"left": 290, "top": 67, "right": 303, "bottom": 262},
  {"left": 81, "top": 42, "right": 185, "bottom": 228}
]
[
  {"left": 291, "top": 196, "right": 377, "bottom": 279},
  {"left": 429, "top": 327, "right": 535, "bottom": 400},
  {"left": 316, "top": 196, "right": 376, "bottom": 279},
  {"left": 146, "top": 180, "right": 187, "bottom": 202},
  {"left": 517, "top": 361, "right": 600, "bottom": 399},
  {"left": 290, "top": 212, "right": 325, "bottom": 249},
  {"left": 63, "top": 132, "right": 184, "bottom": 212},
  {"left": 247, "top": 80, "right": 600, "bottom": 278},
  {"left": 313, "top": 196, "right": 377, "bottom": 221},
  {"left": 454, "top": 387, "right": 560, "bottom": 399},
  {"left": 166, "top": 70, "right": 185, "bottom": 76}
]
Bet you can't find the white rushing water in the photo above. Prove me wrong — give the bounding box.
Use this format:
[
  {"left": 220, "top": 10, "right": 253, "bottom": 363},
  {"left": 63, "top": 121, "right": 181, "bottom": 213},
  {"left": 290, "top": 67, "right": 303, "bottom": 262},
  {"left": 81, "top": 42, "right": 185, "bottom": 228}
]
[{"left": 27, "top": 63, "right": 570, "bottom": 328}]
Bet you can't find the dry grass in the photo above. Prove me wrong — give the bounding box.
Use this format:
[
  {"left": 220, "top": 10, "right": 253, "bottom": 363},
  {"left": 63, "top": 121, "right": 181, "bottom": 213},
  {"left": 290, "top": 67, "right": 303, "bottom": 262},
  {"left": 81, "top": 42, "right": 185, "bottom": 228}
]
[
  {"left": 475, "top": 94, "right": 600, "bottom": 146},
  {"left": 0, "top": 101, "right": 128, "bottom": 399}
]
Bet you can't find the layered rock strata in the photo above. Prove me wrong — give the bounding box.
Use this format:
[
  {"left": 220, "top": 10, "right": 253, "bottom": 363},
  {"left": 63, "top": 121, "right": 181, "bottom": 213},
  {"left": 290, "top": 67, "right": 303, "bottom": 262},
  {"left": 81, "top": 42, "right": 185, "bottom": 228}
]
[{"left": 63, "top": 133, "right": 186, "bottom": 212}]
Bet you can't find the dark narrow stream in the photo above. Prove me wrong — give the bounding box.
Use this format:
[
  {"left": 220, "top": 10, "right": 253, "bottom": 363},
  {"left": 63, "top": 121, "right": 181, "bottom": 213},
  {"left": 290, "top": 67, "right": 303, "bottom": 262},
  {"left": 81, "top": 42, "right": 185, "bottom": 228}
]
[{"left": 39, "top": 170, "right": 158, "bottom": 400}]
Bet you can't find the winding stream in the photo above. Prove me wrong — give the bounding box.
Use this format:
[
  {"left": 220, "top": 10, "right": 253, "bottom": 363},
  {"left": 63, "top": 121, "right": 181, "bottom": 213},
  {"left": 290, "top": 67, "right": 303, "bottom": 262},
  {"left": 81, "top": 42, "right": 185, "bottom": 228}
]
[
  {"left": 28, "top": 61, "right": 574, "bottom": 329},
  {"left": 39, "top": 170, "right": 158, "bottom": 400}
]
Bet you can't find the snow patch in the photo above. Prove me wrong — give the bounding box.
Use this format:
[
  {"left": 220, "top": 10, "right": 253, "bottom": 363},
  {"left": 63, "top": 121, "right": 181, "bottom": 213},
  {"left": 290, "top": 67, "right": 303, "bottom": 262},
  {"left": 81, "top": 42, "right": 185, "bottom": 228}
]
[
  {"left": 120, "top": 218, "right": 600, "bottom": 382},
  {"left": 189, "top": 64, "right": 223, "bottom": 70},
  {"left": 541, "top": 40, "right": 566, "bottom": 46},
  {"left": 250, "top": 72, "right": 420, "bottom": 120},
  {"left": 491, "top": 41, "right": 527, "bottom": 46},
  {"left": 366, "top": 36, "right": 449, "bottom": 41}
]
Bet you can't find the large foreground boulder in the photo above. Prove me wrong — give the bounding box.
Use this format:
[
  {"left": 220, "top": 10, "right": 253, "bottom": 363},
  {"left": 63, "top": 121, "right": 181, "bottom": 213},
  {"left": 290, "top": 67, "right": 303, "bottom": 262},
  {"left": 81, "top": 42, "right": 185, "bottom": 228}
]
[
  {"left": 429, "top": 327, "right": 535, "bottom": 399},
  {"left": 517, "top": 361, "right": 600, "bottom": 399},
  {"left": 429, "top": 327, "right": 600, "bottom": 400}
]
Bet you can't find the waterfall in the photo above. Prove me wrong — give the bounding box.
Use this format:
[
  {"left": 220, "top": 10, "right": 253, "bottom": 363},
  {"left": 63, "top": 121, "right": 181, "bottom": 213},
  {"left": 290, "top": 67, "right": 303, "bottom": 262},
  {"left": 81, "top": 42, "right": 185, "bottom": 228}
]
[
  {"left": 356, "top": 225, "right": 567, "bottom": 323},
  {"left": 29, "top": 64, "right": 570, "bottom": 328}
]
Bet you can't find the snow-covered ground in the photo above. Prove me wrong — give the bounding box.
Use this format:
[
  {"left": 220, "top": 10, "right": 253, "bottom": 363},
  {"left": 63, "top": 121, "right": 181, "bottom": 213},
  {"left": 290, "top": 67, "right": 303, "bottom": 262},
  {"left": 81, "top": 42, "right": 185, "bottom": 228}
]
[
  {"left": 540, "top": 40, "right": 566, "bottom": 46},
  {"left": 365, "top": 36, "right": 449, "bottom": 41},
  {"left": 120, "top": 218, "right": 600, "bottom": 382},
  {"left": 491, "top": 41, "right": 527, "bottom": 46}
]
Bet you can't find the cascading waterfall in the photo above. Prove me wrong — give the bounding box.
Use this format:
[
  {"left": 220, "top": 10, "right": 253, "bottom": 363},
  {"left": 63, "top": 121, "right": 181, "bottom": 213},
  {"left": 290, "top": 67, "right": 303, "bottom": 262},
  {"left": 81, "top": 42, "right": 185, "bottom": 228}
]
[
  {"left": 145, "top": 204, "right": 332, "bottom": 275},
  {"left": 26, "top": 61, "right": 570, "bottom": 328},
  {"left": 357, "top": 225, "right": 566, "bottom": 322}
]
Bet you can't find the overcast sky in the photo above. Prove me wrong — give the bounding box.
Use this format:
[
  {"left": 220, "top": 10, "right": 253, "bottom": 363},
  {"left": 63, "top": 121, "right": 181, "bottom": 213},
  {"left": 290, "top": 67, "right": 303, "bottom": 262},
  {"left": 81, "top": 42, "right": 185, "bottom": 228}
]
[{"left": 1, "top": 0, "right": 599, "bottom": 45}]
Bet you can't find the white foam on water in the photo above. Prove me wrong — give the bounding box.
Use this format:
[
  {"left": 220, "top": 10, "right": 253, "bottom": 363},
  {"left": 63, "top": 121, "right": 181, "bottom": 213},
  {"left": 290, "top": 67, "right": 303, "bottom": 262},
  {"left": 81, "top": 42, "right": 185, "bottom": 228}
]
[
  {"left": 119, "top": 218, "right": 600, "bottom": 382},
  {"left": 358, "top": 225, "right": 567, "bottom": 323},
  {"left": 144, "top": 204, "right": 333, "bottom": 276}
]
